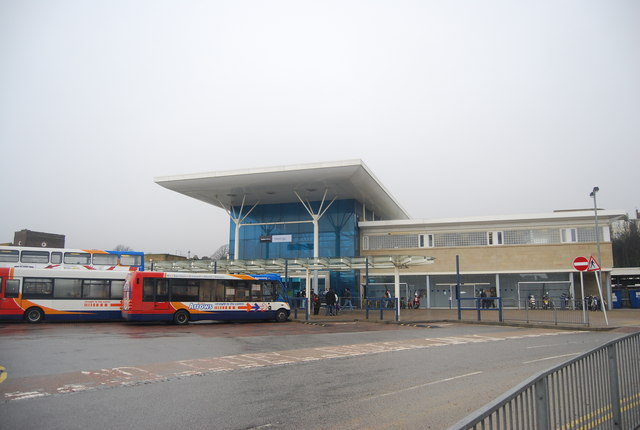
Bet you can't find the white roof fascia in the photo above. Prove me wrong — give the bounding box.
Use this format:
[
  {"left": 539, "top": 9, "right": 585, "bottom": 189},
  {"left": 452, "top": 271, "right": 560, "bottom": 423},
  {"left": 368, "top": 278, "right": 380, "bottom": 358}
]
[
  {"left": 359, "top": 210, "right": 628, "bottom": 232},
  {"left": 154, "top": 159, "right": 364, "bottom": 183},
  {"left": 155, "top": 159, "right": 410, "bottom": 220}
]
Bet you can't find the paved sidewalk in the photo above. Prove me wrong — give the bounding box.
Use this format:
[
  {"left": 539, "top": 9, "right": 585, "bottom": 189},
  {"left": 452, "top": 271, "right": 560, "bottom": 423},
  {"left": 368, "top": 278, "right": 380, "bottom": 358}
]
[{"left": 291, "top": 307, "right": 640, "bottom": 331}]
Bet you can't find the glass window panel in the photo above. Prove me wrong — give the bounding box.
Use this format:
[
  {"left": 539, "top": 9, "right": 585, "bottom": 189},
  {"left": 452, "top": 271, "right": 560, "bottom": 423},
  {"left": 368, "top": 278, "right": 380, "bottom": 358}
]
[
  {"left": 51, "top": 252, "right": 62, "bottom": 264},
  {"left": 235, "top": 283, "right": 249, "bottom": 301},
  {"left": 93, "top": 254, "right": 118, "bottom": 265},
  {"left": 54, "top": 279, "right": 82, "bottom": 298},
  {"left": 64, "top": 252, "right": 91, "bottom": 264},
  {"left": 21, "top": 251, "right": 50, "bottom": 263},
  {"left": 251, "top": 283, "right": 262, "bottom": 300},
  {"left": 170, "top": 280, "right": 199, "bottom": 301},
  {"left": 0, "top": 250, "right": 19, "bottom": 262},
  {"left": 156, "top": 280, "right": 169, "bottom": 301},
  {"left": 119, "top": 254, "right": 141, "bottom": 266},
  {"left": 225, "top": 285, "right": 235, "bottom": 301},
  {"left": 143, "top": 279, "right": 155, "bottom": 301},
  {"left": 6, "top": 279, "right": 20, "bottom": 298},
  {"left": 577, "top": 227, "right": 598, "bottom": 242},
  {"left": 110, "top": 280, "right": 124, "bottom": 299},
  {"left": 23, "top": 278, "right": 53, "bottom": 298},
  {"left": 82, "top": 280, "right": 110, "bottom": 299}
]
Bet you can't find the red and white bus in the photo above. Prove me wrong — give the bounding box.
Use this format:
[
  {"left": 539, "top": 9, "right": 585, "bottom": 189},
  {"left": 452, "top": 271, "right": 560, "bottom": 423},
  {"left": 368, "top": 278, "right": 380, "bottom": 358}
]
[
  {"left": 0, "top": 268, "right": 128, "bottom": 323},
  {"left": 122, "top": 271, "right": 290, "bottom": 324},
  {"left": 0, "top": 246, "right": 145, "bottom": 271}
]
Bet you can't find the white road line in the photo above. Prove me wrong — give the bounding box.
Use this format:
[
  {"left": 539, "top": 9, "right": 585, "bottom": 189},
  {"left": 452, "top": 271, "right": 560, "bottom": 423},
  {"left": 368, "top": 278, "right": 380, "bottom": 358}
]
[
  {"left": 526, "top": 343, "right": 567, "bottom": 349},
  {"left": 362, "top": 371, "right": 484, "bottom": 402},
  {"left": 523, "top": 352, "right": 582, "bottom": 364}
]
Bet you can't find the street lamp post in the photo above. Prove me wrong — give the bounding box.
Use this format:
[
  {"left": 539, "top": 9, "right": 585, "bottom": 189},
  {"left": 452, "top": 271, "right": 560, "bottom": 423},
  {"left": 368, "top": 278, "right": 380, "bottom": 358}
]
[{"left": 590, "top": 186, "right": 605, "bottom": 308}]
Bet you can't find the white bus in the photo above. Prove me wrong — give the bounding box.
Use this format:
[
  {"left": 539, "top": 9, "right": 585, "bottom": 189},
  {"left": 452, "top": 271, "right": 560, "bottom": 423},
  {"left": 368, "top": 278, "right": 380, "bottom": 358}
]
[
  {"left": 0, "top": 245, "right": 145, "bottom": 271},
  {"left": 0, "top": 267, "right": 128, "bottom": 323}
]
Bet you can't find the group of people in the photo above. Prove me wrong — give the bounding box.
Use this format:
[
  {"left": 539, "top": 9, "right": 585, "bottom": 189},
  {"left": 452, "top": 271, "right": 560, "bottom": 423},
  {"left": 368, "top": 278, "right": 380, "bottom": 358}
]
[
  {"left": 310, "top": 287, "right": 354, "bottom": 315},
  {"left": 479, "top": 289, "right": 497, "bottom": 309}
]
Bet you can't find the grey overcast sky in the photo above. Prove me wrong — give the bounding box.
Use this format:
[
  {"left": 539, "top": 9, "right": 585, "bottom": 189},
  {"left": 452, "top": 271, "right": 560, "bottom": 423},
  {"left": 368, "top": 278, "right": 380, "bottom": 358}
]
[{"left": 1, "top": 1, "right": 638, "bottom": 257}]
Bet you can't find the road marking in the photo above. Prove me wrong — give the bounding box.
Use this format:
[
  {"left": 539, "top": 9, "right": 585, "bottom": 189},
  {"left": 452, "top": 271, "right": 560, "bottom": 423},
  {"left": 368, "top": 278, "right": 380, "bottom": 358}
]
[
  {"left": 523, "top": 352, "right": 582, "bottom": 364},
  {"left": 363, "top": 371, "right": 483, "bottom": 401},
  {"left": 526, "top": 343, "right": 566, "bottom": 349},
  {"left": 2, "top": 330, "right": 584, "bottom": 402}
]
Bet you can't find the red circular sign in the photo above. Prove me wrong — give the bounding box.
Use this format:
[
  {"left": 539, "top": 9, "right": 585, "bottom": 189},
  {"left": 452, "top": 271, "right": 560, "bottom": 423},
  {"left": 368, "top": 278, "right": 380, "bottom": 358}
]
[{"left": 573, "top": 256, "right": 589, "bottom": 271}]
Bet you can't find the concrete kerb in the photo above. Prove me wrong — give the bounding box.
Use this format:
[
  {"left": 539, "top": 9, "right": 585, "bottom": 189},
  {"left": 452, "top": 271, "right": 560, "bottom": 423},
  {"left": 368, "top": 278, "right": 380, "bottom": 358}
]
[{"left": 290, "top": 308, "right": 639, "bottom": 332}]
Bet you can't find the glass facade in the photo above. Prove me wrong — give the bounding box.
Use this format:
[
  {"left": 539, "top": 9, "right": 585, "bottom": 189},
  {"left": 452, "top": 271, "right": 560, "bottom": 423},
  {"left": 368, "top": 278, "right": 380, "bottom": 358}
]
[
  {"left": 368, "top": 273, "right": 575, "bottom": 308},
  {"left": 229, "top": 200, "right": 360, "bottom": 297},
  {"left": 229, "top": 199, "right": 359, "bottom": 260}
]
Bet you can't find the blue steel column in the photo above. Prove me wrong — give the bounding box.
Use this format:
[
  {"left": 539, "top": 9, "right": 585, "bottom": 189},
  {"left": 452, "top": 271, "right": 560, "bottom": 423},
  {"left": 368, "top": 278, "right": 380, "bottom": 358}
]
[
  {"left": 365, "top": 257, "right": 369, "bottom": 320},
  {"left": 456, "top": 255, "right": 461, "bottom": 320}
]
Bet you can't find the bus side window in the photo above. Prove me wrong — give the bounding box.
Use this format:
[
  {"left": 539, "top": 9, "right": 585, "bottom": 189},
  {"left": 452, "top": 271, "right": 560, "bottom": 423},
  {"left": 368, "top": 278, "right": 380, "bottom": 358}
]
[
  {"left": 262, "top": 282, "right": 277, "bottom": 301},
  {"left": 23, "top": 278, "right": 53, "bottom": 299},
  {"left": 6, "top": 279, "right": 20, "bottom": 298},
  {"left": 120, "top": 254, "right": 141, "bottom": 267},
  {"left": 0, "top": 250, "right": 19, "bottom": 262},
  {"left": 143, "top": 279, "right": 155, "bottom": 301},
  {"left": 170, "top": 280, "right": 199, "bottom": 301},
  {"left": 224, "top": 283, "right": 235, "bottom": 301},
  {"left": 199, "top": 280, "right": 215, "bottom": 302},
  {"left": 92, "top": 254, "right": 118, "bottom": 266},
  {"left": 110, "top": 280, "right": 124, "bottom": 299},
  {"left": 156, "top": 280, "right": 169, "bottom": 301},
  {"left": 54, "top": 279, "right": 82, "bottom": 298},
  {"left": 82, "top": 280, "right": 110, "bottom": 299},
  {"left": 251, "top": 283, "right": 261, "bottom": 301},
  {"left": 64, "top": 252, "right": 91, "bottom": 265},
  {"left": 214, "top": 281, "right": 225, "bottom": 301},
  {"left": 51, "top": 252, "right": 62, "bottom": 264},
  {"left": 235, "top": 282, "right": 249, "bottom": 301},
  {"left": 21, "top": 251, "right": 49, "bottom": 264}
]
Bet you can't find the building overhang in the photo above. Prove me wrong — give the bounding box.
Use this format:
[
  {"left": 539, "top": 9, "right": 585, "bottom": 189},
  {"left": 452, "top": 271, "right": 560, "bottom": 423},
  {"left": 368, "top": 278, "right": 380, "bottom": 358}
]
[
  {"left": 150, "top": 255, "right": 434, "bottom": 274},
  {"left": 155, "top": 160, "right": 410, "bottom": 220}
]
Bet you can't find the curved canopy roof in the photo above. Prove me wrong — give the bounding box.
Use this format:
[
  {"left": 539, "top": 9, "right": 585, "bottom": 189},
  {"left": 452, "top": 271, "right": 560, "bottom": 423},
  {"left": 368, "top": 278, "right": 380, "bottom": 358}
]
[{"left": 155, "top": 160, "right": 410, "bottom": 220}]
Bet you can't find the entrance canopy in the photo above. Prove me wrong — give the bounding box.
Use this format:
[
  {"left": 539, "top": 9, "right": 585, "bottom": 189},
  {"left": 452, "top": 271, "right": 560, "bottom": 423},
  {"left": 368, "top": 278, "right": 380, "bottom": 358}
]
[
  {"left": 155, "top": 159, "right": 410, "bottom": 221},
  {"left": 150, "top": 255, "right": 434, "bottom": 274}
]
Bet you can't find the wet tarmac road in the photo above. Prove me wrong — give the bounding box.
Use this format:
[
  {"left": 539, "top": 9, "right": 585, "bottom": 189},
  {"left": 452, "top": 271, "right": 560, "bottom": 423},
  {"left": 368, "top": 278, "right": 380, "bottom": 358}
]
[{"left": 0, "top": 320, "right": 624, "bottom": 429}]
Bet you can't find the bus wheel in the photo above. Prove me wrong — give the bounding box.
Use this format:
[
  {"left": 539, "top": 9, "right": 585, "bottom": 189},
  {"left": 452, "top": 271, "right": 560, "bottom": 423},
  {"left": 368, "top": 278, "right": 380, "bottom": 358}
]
[
  {"left": 25, "top": 307, "right": 44, "bottom": 323},
  {"left": 274, "top": 309, "right": 289, "bottom": 323},
  {"left": 173, "top": 310, "right": 190, "bottom": 325}
]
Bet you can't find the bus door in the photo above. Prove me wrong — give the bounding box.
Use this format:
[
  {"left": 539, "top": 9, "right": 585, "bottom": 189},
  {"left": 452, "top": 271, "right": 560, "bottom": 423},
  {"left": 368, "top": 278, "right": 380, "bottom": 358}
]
[
  {"left": 0, "top": 277, "right": 21, "bottom": 311},
  {"left": 154, "top": 279, "right": 170, "bottom": 310}
]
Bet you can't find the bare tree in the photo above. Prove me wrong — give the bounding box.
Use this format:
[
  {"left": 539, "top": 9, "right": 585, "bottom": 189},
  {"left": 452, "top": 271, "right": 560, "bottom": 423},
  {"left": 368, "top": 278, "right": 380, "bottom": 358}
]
[
  {"left": 613, "top": 217, "right": 640, "bottom": 267},
  {"left": 211, "top": 244, "right": 229, "bottom": 260},
  {"left": 113, "top": 244, "right": 133, "bottom": 251}
]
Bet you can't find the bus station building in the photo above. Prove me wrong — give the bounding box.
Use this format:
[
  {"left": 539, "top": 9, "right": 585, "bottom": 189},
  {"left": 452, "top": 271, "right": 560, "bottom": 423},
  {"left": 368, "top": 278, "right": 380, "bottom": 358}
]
[{"left": 155, "top": 160, "right": 627, "bottom": 309}]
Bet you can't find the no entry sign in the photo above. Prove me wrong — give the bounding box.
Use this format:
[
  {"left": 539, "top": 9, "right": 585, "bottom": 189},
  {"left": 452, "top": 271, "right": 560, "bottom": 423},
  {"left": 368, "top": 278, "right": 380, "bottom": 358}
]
[{"left": 573, "top": 256, "right": 589, "bottom": 271}]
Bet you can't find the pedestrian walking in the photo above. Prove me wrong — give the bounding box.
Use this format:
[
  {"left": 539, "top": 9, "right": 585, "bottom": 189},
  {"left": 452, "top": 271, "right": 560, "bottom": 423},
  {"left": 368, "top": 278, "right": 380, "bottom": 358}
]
[
  {"left": 312, "top": 293, "right": 320, "bottom": 315},
  {"left": 343, "top": 287, "right": 354, "bottom": 311},
  {"left": 325, "top": 289, "right": 336, "bottom": 316}
]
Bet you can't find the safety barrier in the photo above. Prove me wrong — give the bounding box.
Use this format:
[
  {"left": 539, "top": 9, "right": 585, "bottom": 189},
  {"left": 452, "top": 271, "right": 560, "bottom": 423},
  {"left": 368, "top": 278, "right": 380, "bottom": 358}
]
[
  {"left": 365, "top": 297, "right": 399, "bottom": 321},
  {"left": 503, "top": 299, "right": 592, "bottom": 326},
  {"left": 457, "top": 297, "right": 503, "bottom": 322},
  {"left": 448, "top": 332, "right": 640, "bottom": 430}
]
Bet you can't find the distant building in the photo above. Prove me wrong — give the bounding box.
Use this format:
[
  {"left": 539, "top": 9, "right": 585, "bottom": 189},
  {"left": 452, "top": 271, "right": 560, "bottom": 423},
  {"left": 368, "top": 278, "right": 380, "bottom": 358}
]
[{"left": 13, "top": 229, "right": 65, "bottom": 248}]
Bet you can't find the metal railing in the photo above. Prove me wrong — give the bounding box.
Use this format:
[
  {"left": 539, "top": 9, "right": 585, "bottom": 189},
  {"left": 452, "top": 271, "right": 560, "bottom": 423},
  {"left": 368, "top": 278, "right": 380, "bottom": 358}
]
[
  {"left": 502, "top": 299, "right": 593, "bottom": 326},
  {"left": 448, "top": 332, "right": 640, "bottom": 430},
  {"left": 365, "top": 297, "right": 399, "bottom": 321}
]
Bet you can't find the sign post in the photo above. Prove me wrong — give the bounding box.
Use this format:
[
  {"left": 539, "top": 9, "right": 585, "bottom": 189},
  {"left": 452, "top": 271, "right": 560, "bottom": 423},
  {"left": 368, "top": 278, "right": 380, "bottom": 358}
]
[
  {"left": 588, "top": 256, "right": 608, "bottom": 326},
  {"left": 573, "top": 257, "right": 588, "bottom": 323}
]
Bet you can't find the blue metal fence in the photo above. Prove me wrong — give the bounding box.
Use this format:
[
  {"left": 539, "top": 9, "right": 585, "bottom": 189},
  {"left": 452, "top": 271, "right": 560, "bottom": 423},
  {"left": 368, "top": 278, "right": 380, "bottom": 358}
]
[{"left": 448, "top": 332, "right": 640, "bottom": 430}]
